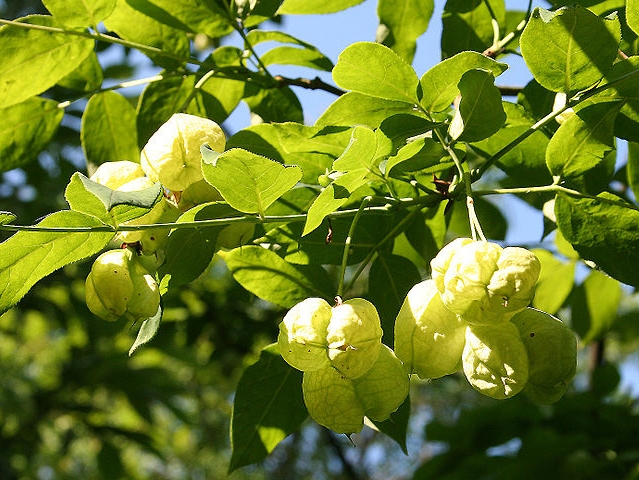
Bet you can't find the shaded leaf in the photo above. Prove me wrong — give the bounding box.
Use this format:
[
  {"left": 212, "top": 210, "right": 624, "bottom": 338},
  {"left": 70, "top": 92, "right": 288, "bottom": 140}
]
[
  {"left": 128, "top": 305, "right": 163, "bottom": 356},
  {"left": 555, "top": 192, "right": 639, "bottom": 287},
  {"left": 229, "top": 343, "right": 306, "bottom": 472},
  {"left": 531, "top": 249, "right": 576, "bottom": 314},
  {"left": 0, "top": 97, "right": 63, "bottom": 173},
  {"left": 243, "top": 84, "right": 303, "bottom": 123},
  {"left": 371, "top": 394, "right": 410, "bottom": 454}
]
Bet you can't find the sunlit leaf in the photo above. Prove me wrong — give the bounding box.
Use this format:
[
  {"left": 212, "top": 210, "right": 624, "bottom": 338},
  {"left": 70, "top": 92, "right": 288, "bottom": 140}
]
[
  {"left": 0, "top": 15, "right": 94, "bottom": 108},
  {"left": 81, "top": 91, "right": 139, "bottom": 168},
  {"left": 0, "top": 211, "right": 113, "bottom": 315},
  {"left": 520, "top": 6, "right": 620, "bottom": 92},
  {"left": 219, "top": 246, "right": 334, "bottom": 307},
  {"left": 277, "top": 0, "right": 365, "bottom": 14},
  {"left": 333, "top": 42, "right": 420, "bottom": 104},
  {"left": 376, "top": 0, "right": 434, "bottom": 63},
  {"left": 42, "top": 0, "right": 116, "bottom": 28},
  {"left": 201, "top": 147, "right": 302, "bottom": 217},
  {"left": 128, "top": 305, "right": 163, "bottom": 356}
]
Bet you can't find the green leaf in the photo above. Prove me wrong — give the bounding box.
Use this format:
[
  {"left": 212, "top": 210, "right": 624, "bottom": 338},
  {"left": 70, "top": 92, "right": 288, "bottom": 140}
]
[
  {"left": 0, "top": 97, "right": 63, "bottom": 173},
  {"left": 235, "top": 0, "right": 283, "bottom": 27},
  {"left": 316, "top": 92, "right": 419, "bottom": 128},
  {"left": 194, "top": 47, "right": 246, "bottom": 123},
  {"left": 261, "top": 45, "right": 333, "bottom": 71},
  {"left": 158, "top": 203, "right": 236, "bottom": 292},
  {"left": 0, "top": 15, "right": 95, "bottom": 108},
  {"left": 419, "top": 51, "right": 508, "bottom": 113},
  {"left": 0, "top": 210, "right": 113, "bottom": 315},
  {"left": 332, "top": 126, "right": 378, "bottom": 171},
  {"left": 441, "top": 0, "right": 506, "bottom": 59},
  {"left": 57, "top": 50, "right": 103, "bottom": 91},
  {"left": 260, "top": 214, "right": 393, "bottom": 265},
  {"left": 531, "top": 249, "right": 576, "bottom": 314},
  {"left": 42, "top": 0, "right": 116, "bottom": 28},
  {"left": 555, "top": 192, "right": 639, "bottom": 287},
  {"left": 371, "top": 394, "right": 410, "bottom": 454},
  {"left": 81, "top": 91, "right": 139, "bottom": 168},
  {"left": 277, "top": 0, "right": 365, "bottom": 14},
  {"left": 65, "top": 172, "right": 163, "bottom": 225},
  {"left": 368, "top": 253, "right": 421, "bottom": 346},
  {"left": 471, "top": 102, "right": 552, "bottom": 188},
  {"left": 593, "top": 56, "right": 639, "bottom": 142},
  {"left": 0, "top": 212, "right": 17, "bottom": 225},
  {"left": 628, "top": 0, "right": 639, "bottom": 36},
  {"left": 385, "top": 137, "right": 448, "bottom": 177},
  {"left": 245, "top": 30, "right": 333, "bottom": 70},
  {"left": 229, "top": 343, "right": 306, "bottom": 473},
  {"left": 571, "top": 269, "right": 622, "bottom": 343},
  {"left": 546, "top": 100, "right": 621, "bottom": 179},
  {"left": 201, "top": 147, "right": 302, "bottom": 217},
  {"left": 136, "top": 75, "right": 194, "bottom": 148},
  {"left": 628, "top": 142, "right": 639, "bottom": 200},
  {"left": 302, "top": 171, "right": 370, "bottom": 236},
  {"left": 128, "top": 305, "right": 163, "bottom": 356},
  {"left": 103, "top": 1, "right": 190, "bottom": 69},
  {"left": 243, "top": 84, "right": 303, "bottom": 123},
  {"left": 219, "top": 246, "right": 334, "bottom": 307},
  {"left": 376, "top": 0, "right": 434, "bottom": 63},
  {"left": 332, "top": 42, "right": 420, "bottom": 104},
  {"left": 125, "top": 0, "right": 234, "bottom": 38},
  {"left": 449, "top": 197, "right": 507, "bottom": 240},
  {"left": 448, "top": 70, "right": 506, "bottom": 142},
  {"left": 227, "top": 123, "right": 350, "bottom": 184},
  {"left": 519, "top": 6, "right": 620, "bottom": 92}
]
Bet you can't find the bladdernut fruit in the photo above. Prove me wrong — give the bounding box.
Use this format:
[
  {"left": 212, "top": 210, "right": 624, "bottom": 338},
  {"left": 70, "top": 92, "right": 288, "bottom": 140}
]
[
  {"left": 431, "top": 238, "right": 541, "bottom": 324},
  {"left": 511, "top": 308, "right": 577, "bottom": 404},
  {"left": 462, "top": 322, "right": 529, "bottom": 399},
  {"left": 140, "top": 113, "right": 225, "bottom": 192},
  {"left": 394, "top": 279, "right": 466, "bottom": 379},
  {"left": 327, "top": 298, "right": 383, "bottom": 379},
  {"left": 89, "top": 160, "right": 145, "bottom": 190},
  {"left": 278, "top": 297, "right": 332, "bottom": 372},
  {"left": 85, "top": 248, "right": 160, "bottom": 322}
]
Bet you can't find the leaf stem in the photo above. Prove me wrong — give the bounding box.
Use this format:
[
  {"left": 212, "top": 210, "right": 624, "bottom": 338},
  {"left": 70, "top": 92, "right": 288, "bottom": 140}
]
[
  {"left": 0, "top": 18, "right": 202, "bottom": 66},
  {"left": 337, "top": 197, "right": 372, "bottom": 297}
]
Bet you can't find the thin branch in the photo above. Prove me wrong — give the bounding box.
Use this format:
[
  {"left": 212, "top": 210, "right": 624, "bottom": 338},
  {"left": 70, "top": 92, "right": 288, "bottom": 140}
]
[{"left": 274, "top": 75, "right": 345, "bottom": 96}]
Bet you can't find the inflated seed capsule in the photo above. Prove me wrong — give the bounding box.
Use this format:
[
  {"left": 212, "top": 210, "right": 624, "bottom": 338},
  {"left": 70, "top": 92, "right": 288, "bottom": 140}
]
[
  {"left": 327, "top": 298, "right": 383, "bottom": 379},
  {"left": 511, "top": 308, "right": 577, "bottom": 404},
  {"left": 140, "top": 113, "right": 226, "bottom": 192},
  {"left": 394, "top": 279, "right": 466, "bottom": 379},
  {"left": 278, "top": 297, "right": 332, "bottom": 372},
  {"left": 462, "top": 322, "right": 529, "bottom": 400},
  {"left": 302, "top": 365, "right": 365, "bottom": 434}
]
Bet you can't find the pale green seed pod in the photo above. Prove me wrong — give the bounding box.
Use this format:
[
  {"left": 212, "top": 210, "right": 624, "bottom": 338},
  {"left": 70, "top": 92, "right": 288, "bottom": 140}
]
[
  {"left": 278, "top": 298, "right": 332, "bottom": 372},
  {"left": 327, "top": 298, "right": 383, "bottom": 379},
  {"left": 511, "top": 308, "right": 577, "bottom": 404},
  {"left": 89, "top": 160, "right": 145, "bottom": 190},
  {"left": 438, "top": 241, "right": 503, "bottom": 321},
  {"left": 430, "top": 237, "right": 474, "bottom": 293},
  {"left": 302, "top": 365, "right": 365, "bottom": 434},
  {"left": 463, "top": 322, "right": 529, "bottom": 399},
  {"left": 177, "top": 179, "right": 224, "bottom": 211},
  {"left": 394, "top": 279, "right": 466, "bottom": 379},
  {"left": 352, "top": 344, "right": 409, "bottom": 421},
  {"left": 140, "top": 113, "right": 225, "bottom": 192},
  {"left": 485, "top": 247, "right": 541, "bottom": 319},
  {"left": 85, "top": 249, "right": 160, "bottom": 322}
]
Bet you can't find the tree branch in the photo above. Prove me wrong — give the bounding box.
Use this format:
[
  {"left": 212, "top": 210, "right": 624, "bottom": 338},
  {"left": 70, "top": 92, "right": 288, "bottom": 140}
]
[{"left": 274, "top": 75, "right": 345, "bottom": 96}]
